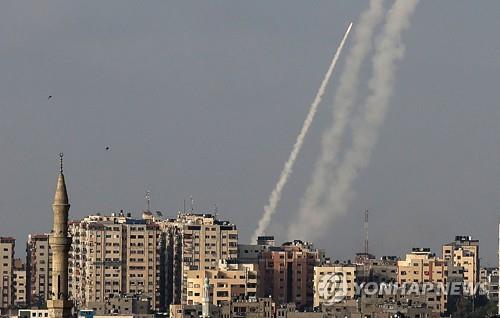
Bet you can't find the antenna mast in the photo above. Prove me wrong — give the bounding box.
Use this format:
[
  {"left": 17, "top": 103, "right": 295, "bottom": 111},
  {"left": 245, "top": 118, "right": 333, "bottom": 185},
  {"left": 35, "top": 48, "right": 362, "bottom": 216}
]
[
  {"left": 145, "top": 190, "right": 151, "bottom": 212},
  {"left": 364, "top": 209, "right": 369, "bottom": 256}
]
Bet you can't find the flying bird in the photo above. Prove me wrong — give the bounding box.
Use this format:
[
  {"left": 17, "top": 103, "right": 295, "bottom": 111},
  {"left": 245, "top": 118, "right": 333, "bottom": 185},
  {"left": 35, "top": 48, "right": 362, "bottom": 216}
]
[
  {"left": 48, "top": 96, "right": 53, "bottom": 100},
  {"left": 105, "top": 146, "right": 110, "bottom": 151}
]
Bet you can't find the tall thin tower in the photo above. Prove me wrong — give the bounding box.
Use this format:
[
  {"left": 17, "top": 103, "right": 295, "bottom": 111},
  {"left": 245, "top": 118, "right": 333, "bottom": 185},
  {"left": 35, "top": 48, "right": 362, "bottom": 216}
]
[
  {"left": 47, "top": 154, "right": 73, "bottom": 318},
  {"left": 201, "top": 277, "right": 211, "bottom": 318},
  {"left": 364, "top": 209, "right": 369, "bottom": 256}
]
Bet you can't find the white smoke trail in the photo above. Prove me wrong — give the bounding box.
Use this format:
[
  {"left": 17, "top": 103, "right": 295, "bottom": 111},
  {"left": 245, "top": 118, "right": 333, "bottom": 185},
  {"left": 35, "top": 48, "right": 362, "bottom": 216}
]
[
  {"left": 251, "top": 23, "right": 353, "bottom": 243},
  {"left": 290, "top": 0, "right": 386, "bottom": 239},
  {"left": 290, "top": 0, "right": 420, "bottom": 241}
]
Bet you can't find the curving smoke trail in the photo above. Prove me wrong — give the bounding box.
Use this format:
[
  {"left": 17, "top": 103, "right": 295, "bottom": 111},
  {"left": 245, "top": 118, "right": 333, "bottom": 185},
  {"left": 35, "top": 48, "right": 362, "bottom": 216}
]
[
  {"left": 251, "top": 23, "right": 353, "bottom": 243},
  {"left": 290, "top": 0, "right": 420, "bottom": 241},
  {"left": 290, "top": 0, "right": 386, "bottom": 239}
]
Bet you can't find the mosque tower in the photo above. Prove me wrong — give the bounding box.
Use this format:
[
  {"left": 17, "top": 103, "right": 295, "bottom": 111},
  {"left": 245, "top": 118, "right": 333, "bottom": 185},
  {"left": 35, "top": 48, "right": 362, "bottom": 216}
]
[{"left": 47, "top": 153, "right": 73, "bottom": 318}]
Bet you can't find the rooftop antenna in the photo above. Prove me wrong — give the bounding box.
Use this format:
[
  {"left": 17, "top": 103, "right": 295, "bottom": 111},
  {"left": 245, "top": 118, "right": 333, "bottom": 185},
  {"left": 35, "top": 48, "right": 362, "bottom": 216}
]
[
  {"left": 183, "top": 199, "right": 186, "bottom": 213},
  {"left": 190, "top": 195, "right": 195, "bottom": 213},
  {"left": 364, "top": 209, "right": 369, "bottom": 256},
  {"left": 145, "top": 190, "right": 151, "bottom": 212},
  {"left": 361, "top": 209, "right": 370, "bottom": 283},
  {"left": 213, "top": 204, "right": 218, "bottom": 219}
]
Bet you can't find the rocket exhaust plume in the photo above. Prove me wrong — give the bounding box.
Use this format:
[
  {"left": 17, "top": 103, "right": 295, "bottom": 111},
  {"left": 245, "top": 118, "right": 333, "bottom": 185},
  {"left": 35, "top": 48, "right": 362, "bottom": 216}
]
[
  {"left": 291, "top": 0, "right": 386, "bottom": 240},
  {"left": 290, "top": 0, "right": 419, "bottom": 241},
  {"left": 251, "top": 22, "right": 353, "bottom": 243}
]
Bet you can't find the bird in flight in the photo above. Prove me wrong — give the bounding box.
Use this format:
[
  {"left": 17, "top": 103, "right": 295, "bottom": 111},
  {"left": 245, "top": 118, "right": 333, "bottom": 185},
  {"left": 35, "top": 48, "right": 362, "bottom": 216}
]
[
  {"left": 48, "top": 96, "right": 53, "bottom": 100},
  {"left": 105, "top": 146, "right": 110, "bottom": 151}
]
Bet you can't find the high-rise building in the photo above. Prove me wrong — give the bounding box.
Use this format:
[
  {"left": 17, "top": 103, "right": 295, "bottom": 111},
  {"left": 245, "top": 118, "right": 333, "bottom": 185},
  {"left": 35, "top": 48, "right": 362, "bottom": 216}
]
[
  {"left": 0, "top": 237, "right": 15, "bottom": 313},
  {"left": 259, "top": 240, "right": 325, "bottom": 310},
  {"left": 161, "top": 224, "right": 183, "bottom": 308},
  {"left": 46, "top": 154, "right": 73, "bottom": 318},
  {"left": 26, "top": 234, "right": 52, "bottom": 308},
  {"left": 442, "top": 236, "right": 479, "bottom": 295},
  {"left": 158, "top": 213, "right": 239, "bottom": 306},
  {"left": 68, "top": 213, "right": 162, "bottom": 310},
  {"left": 13, "top": 258, "right": 27, "bottom": 307}
]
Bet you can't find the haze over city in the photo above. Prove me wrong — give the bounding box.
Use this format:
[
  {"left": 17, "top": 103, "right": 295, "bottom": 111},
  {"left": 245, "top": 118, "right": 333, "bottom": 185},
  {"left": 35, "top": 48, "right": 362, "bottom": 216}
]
[{"left": 1, "top": 0, "right": 500, "bottom": 266}]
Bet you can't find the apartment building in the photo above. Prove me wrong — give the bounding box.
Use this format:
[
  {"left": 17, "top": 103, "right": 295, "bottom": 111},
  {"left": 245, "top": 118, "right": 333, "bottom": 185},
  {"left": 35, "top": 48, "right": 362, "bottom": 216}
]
[
  {"left": 355, "top": 256, "right": 399, "bottom": 284},
  {"left": 397, "top": 247, "right": 463, "bottom": 314},
  {"left": 26, "top": 234, "right": 52, "bottom": 308},
  {"left": 185, "top": 262, "right": 258, "bottom": 305},
  {"left": 480, "top": 267, "right": 498, "bottom": 302},
  {"left": 313, "top": 263, "right": 357, "bottom": 307},
  {"left": 259, "top": 240, "right": 325, "bottom": 310},
  {"left": 0, "top": 237, "right": 15, "bottom": 313},
  {"left": 68, "top": 213, "right": 162, "bottom": 310},
  {"left": 13, "top": 258, "right": 27, "bottom": 307},
  {"left": 442, "top": 236, "right": 479, "bottom": 295},
  {"left": 158, "top": 213, "right": 239, "bottom": 305}
]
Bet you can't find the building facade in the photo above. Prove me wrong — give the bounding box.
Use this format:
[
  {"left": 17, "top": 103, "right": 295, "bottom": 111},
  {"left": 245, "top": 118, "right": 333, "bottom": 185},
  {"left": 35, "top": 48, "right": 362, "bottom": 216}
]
[
  {"left": 442, "top": 236, "right": 479, "bottom": 295},
  {"left": 397, "top": 247, "right": 464, "bottom": 314},
  {"left": 14, "top": 258, "right": 27, "bottom": 307},
  {"left": 26, "top": 234, "right": 52, "bottom": 308},
  {"left": 259, "top": 240, "right": 325, "bottom": 310},
  {"left": 480, "top": 267, "right": 498, "bottom": 302},
  {"left": 68, "top": 213, "right": 162, "bottom": 310},
  {"left": 313, "top": 264, "right": 357, "bottom": 307},
  {"left": 0, "top": 237, "right": 15, "bottom": 313},
  {"left": 158, "top": 213, "right": 239, "bottom": 307},
  {"left": 185, "top": 262, "right": 258, "bottom": 305}
]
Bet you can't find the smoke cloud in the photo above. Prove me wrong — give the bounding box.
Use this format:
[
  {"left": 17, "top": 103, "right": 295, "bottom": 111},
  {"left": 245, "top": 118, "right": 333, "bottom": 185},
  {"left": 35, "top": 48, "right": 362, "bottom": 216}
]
[
  {"left": 290, "top": 0, "right": 419, "bottom": 241},
  {"left": 251, "top": 23, "right": 353, "bottom": 243},
  {"left": 290, "top": 0, "right": 386, "bottom": 239}
]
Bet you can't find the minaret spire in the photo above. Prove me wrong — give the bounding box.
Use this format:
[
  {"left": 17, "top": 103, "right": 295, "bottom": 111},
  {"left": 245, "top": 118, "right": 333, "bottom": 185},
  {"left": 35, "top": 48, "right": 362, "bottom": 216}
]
[
  {"left": 47, "top": 153, "right": 73, "bottom": 318},
  {"left": 59, "top": 152, "right": 64, "bottom": 173}
]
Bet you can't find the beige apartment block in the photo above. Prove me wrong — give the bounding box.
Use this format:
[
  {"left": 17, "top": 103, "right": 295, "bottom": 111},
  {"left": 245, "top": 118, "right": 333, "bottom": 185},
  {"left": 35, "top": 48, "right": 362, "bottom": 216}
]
[
  {"left": 157, "top": 213, "right": 239, "bottom": 304},
  {"left": 68, "top": 213, "right": 162, "bottom": 310},
  {"left": 442, "top": 236, "right": 479, "bottom": 295},
  {"left": 398, "top": 247, "right": 463, "bottom": 314},
  {"left": 26, "top": 234, "right": 52, "bottom": 308},
  {"left": 185, "top": 262, "right": 257, "bottom": 305},
  {"left": 176, "top": 213, "right": 239, "bottom": 271},
  {"left": 313, "top": 264, "right": 357, "bottom": 307},
  {"left": 0, "top": 237, "right": 15, "bottom": 313}
]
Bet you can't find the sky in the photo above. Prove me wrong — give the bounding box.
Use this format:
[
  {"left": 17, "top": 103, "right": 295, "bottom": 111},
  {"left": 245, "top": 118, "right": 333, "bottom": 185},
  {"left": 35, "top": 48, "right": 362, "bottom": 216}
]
[{"left": 0, "top": 1, "right": 499, "bottom": 264}]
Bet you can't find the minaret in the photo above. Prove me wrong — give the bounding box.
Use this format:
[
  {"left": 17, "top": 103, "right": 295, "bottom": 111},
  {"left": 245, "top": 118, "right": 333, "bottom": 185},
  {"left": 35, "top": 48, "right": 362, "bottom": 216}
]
[
  {"left": 201, "top": 277, "right": 211, "bottom": 318},
  {"left": 47, "top": 153, "right": 73, "bottom": 318}
]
